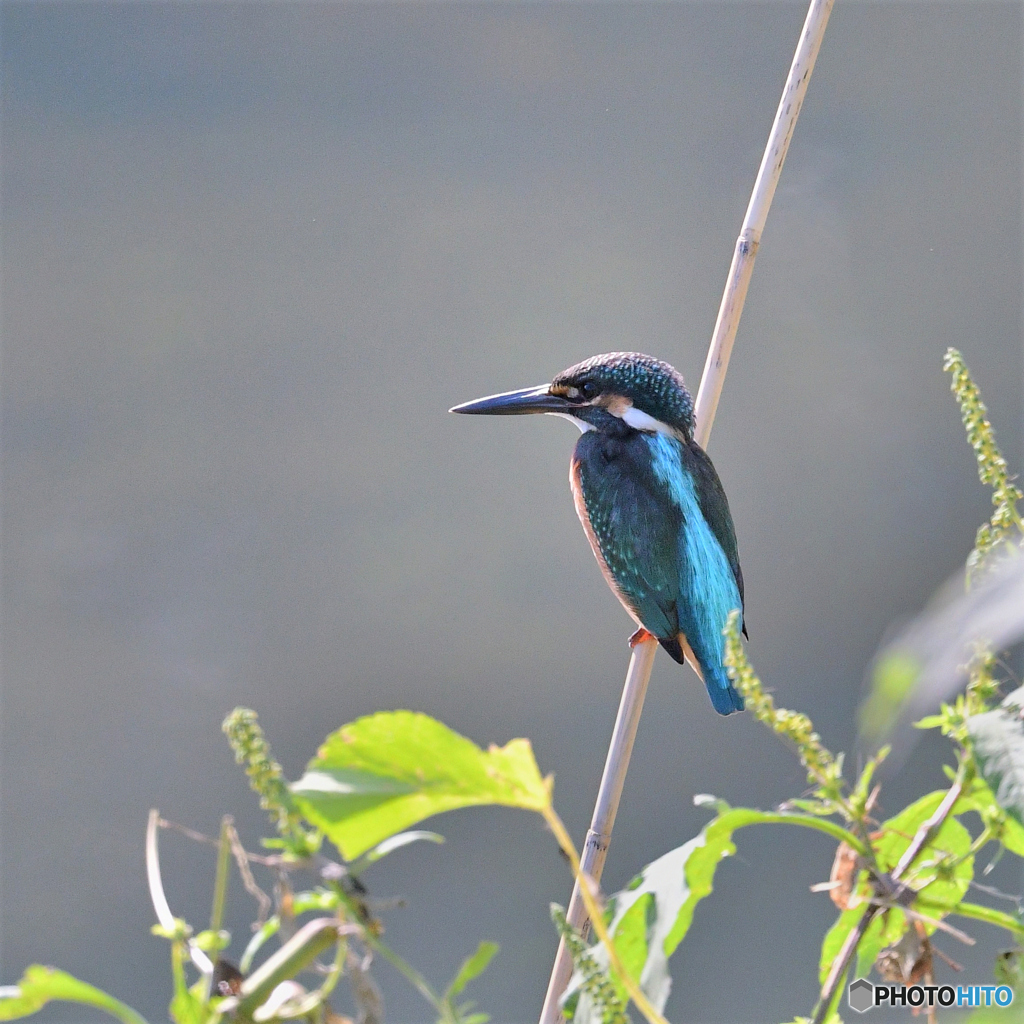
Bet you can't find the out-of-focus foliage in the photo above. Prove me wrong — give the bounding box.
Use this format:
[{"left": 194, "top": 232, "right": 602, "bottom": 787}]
[{"left": 3, "top": 350, "right": 1024, "bottom": 1024}]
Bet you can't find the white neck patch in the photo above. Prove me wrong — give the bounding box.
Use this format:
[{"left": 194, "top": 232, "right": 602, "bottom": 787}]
[
  {"left": 545, "top": 411, "right": 595, "bottom": 433},
  {"left": 620, "top": 404, "right": 677, "bottom": 438}
]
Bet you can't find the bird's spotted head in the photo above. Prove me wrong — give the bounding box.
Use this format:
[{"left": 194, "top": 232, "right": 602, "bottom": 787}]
[
  {"left": 451, "top": 352, "right": 695, "bottom": 441},
  {"left": 549, "top": 352, "right": 694, "bottom": 439}
]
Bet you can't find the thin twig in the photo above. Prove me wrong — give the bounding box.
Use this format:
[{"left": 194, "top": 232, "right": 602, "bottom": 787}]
[
  {"left": 923, "top": 935, "right": 938, "bottom": 1024},
  {"left": 157, "top": 813, "right": 274, "bottom": 925},
  {"left": 969, "top": 879, "right": 1024, "bottom": 910},
  {"left": 537, "top": 0, "right": 836, "bottom": 1018},
  {"left": 820, "top": 906, "right": 881, "bottom": 1022},
  {"left": 346, "top": 948, "right": 384, "bottom": 1024},
  {"left": 886, "top": 904, "right": 975, "bottom": 948},
  {"left": 158, "top": 816, "right": 278, "bottom": 865},
  {"left": 811, "top": 774, "right": 967, "bottom": 1023},
  {"left": 227, "top": 819, "right": 273, "bottom": 926},
  {"left": 932, "top": 946, "right": 963, "bottom": 973},
  {"left": 892, "top": 777, "right": 966, "bottom": 882}
]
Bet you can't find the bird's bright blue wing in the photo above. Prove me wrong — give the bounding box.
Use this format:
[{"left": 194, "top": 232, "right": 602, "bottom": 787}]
[{"left": 682, "top": 441, "right": 745, "bottom": 627}]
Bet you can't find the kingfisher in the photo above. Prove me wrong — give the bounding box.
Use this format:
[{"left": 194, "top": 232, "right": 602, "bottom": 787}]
[{"left": 451, "top": 352, "right": 746, "bottom": 715}]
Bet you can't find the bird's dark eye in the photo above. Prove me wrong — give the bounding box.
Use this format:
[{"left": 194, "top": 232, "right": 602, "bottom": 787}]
[{"left": 580, "top": 381, "right": 599, "bottom": 400}]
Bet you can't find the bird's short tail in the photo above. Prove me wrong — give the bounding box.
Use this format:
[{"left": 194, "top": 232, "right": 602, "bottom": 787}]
[
  {"left": 659, "top": 633, "right": 744, "bottom": 716},
  {"left": 705, "top": 667, "right": 745, "bottom": 715}
]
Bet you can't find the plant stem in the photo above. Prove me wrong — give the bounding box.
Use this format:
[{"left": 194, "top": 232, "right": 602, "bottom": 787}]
[
  {"left": 938, "top": 900, "right": 1024, "bottom": 939},
  {"left": 365, "top": 933, "right": 443, "bottom": 1014},
  {"left": 811, "top": 772, "right": 967, "bottom": 1023},
  {"left": 815, "top": 905, "right": 878, "bottom": 1024},
  {"left": 210, "top": 816, "right": 232, "bottom": 934},
  {"left": 893, "top": 772, "right": 967, "bottom": 881},
  {"left": 198, "top": 815, "right": 234, "bottom": 1004},
  {"left": 749, "top": 812, "right": 868, "bottom": 856},
  {"left": 541, "top": 805, "right": 670, "bottom": 1024}
]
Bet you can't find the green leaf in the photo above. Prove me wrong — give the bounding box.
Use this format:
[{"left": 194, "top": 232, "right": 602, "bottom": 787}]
[
  {"left": 1002, "top": 816, "right": 1024, "bottom": 857},
  {"left": 290, "top": 712, "right": 549, "bottom": 859},
  {"left": 168, "top": 983, "right": 202, "bottom": 1024},
  {"left": 969, "top": 691, "right": 1024, "bottom": 829},
  {"left": 851, "top": 790, "right": 975, "bottom": 951},
  {"left": 609, "top": 894, "right": 651, "bottom": 996},
  {"left": 956, "top": 775, "right": 1024, "bottom": 857},
  {"left": 350, "top": 830, "right": 444, "bottom": 875},
  {"left": 0, "top": 967, "right": 148, "bottom": 1024},
  {"left": 819, "top": 905, "right": 867, "bottom": 985},
  {"left": 876, "top": 791, "right": 973, "bottom": 899},
  {"left": 560, "top": 896, "right": 650, "bottom": 1016},
  {"left": 444, "top": 942, "right": 499, "bottom": 1001},
  {"left": 238, "top": 890, "right": 341, "bottom": 975},
  {"left": 575, "top": 804, "right": 860, "bottom": 1013},
  {"left": 233, "top": 918, "right": 340, "bottom": 1019}
]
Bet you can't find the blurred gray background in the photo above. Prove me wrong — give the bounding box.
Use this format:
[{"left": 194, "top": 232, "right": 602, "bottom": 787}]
[{"left": 2, "top": 2, "right": 1021, "bottom": 1021}]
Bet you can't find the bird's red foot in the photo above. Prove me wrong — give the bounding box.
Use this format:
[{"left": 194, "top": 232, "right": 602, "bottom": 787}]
[{"left": 628, "top": 627, "right": 657, "bottom": 649}]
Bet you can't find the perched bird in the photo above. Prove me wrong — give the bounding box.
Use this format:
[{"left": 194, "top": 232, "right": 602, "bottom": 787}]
[{"left": 451, "top": 352, "right": 746, "bottom": 715}]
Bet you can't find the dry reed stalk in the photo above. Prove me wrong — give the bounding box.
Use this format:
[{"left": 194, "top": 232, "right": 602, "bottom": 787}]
[{"left": 537, "top": 1, "right": 836, "bottom": 1018}]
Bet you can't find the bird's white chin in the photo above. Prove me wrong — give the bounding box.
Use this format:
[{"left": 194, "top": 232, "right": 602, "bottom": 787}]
[{"left": 545, "top": 411, "right": 594, "bottom": 433}]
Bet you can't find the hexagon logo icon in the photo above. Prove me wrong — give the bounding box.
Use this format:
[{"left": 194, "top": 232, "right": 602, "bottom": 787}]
[{"left": 848, "top": 978, "right": 874, "bottom": 1013}]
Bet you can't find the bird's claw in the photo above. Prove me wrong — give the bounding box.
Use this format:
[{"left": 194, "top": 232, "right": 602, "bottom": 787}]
[{"left": 628, "top": 627, "right": 657, "bottom": 649}]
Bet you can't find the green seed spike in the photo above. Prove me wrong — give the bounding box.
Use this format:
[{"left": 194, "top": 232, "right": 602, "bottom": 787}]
[
  {"left": 723, "top": 613, "right": 845, "bottom": 807},
  {"left": 222, "top": 707, "right": 319, "bottom": 857},
  {"left": 550, "top": 905, "right": 629, "bottom": 1024},
  {"left": 943, "top": 348, "right": 1024, "bottom": 583}
]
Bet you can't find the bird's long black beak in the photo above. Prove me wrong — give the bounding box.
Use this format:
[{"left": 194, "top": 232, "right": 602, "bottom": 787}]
[{"left": 449, "top": 383, "right": 571, "bottom": 416}]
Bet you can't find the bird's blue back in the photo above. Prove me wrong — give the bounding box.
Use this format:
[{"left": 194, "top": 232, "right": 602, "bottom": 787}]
[{"left": 571, "top": 427, "right": 744, "bottom": 714}]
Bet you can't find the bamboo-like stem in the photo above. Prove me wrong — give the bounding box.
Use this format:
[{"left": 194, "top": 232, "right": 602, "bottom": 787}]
[
  {"left": 693, "top": 0, "right": 835, "bottom": 447},
  {"left": 538, "top": 640, "right": 656, "bottom": 1021},
  {"left": 537, "top": 2, "right": 835, "bottom": 1019},
  {"left": 542, "top": 804, "right": 669, "bottom": 1024}
]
